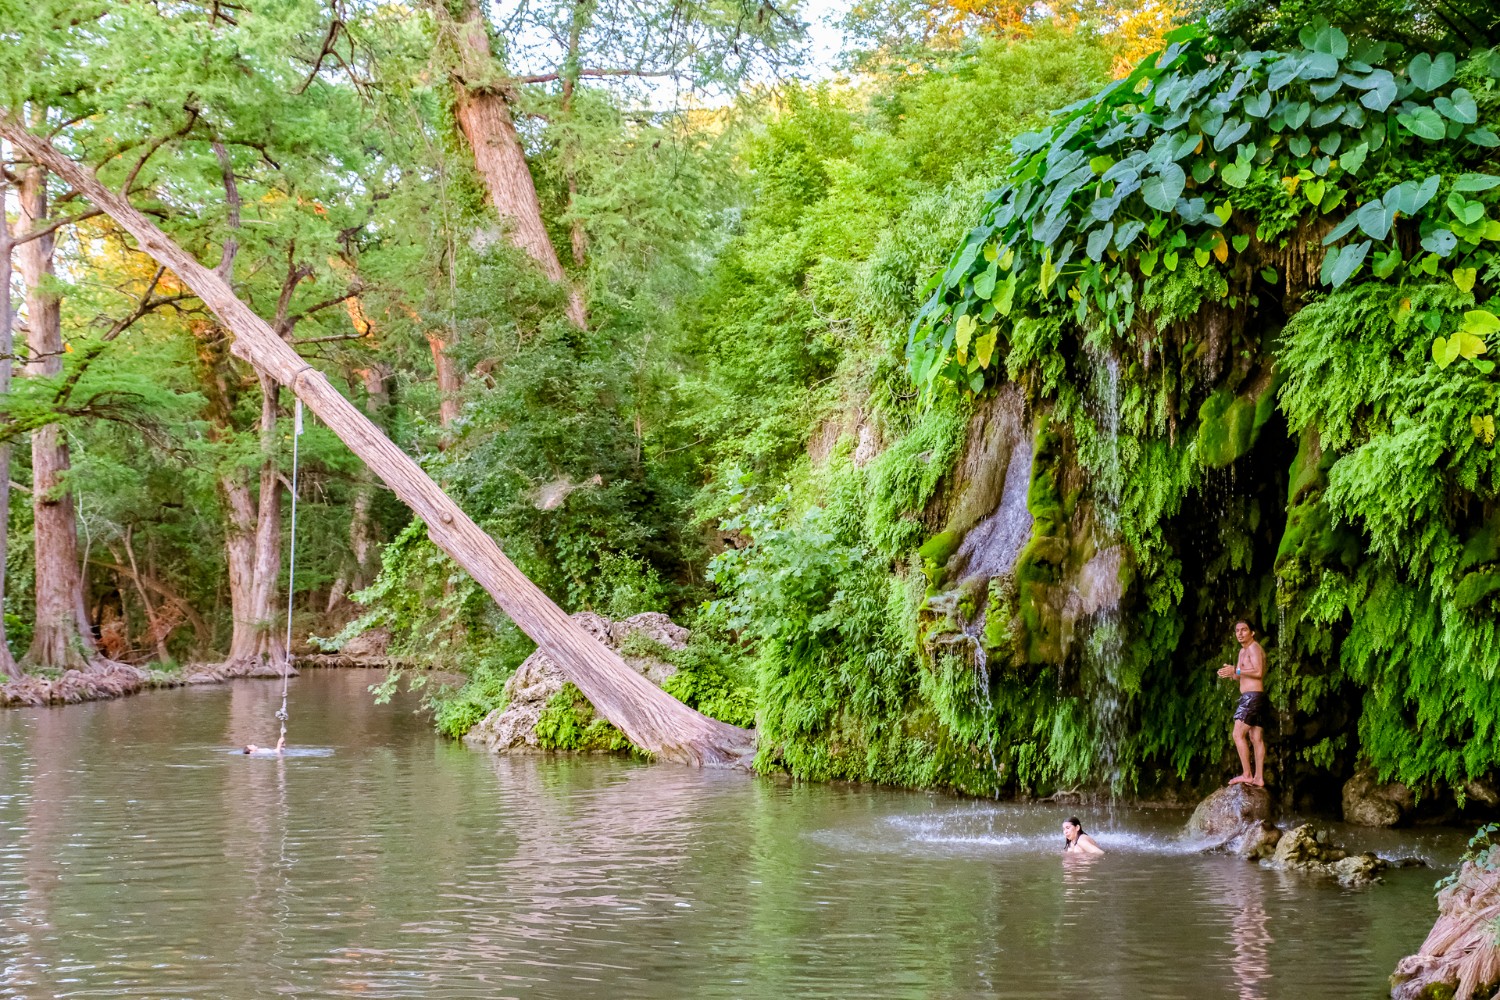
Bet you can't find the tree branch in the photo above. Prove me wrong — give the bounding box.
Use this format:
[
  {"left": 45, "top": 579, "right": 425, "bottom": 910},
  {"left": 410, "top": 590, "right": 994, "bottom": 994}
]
[
  {"left": 10, "top": 208, "right": 104, "bottom": 247},
  {"left": 509, "top": 67, "right": 677, "bottom": 85}
]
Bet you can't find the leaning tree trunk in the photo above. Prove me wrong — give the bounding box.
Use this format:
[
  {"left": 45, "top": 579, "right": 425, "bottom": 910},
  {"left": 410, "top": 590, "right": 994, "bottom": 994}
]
[
  {"left": 445, "top": 0, "right": 588, "bottom": 329},
  {"left": 0, "top": 116, "right": 754, "bottom": 766},
  {"left": 0, "top": 153, "right": 19, "bottom": 678},
  {"left": 16, "top": 164, "right": 97, "bottom": 672}
]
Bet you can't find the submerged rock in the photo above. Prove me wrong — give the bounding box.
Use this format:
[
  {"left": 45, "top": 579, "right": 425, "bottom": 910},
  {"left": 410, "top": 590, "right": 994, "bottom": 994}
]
[
  {"left": 1264, "top": 823, "right": 1386, "bottom": 886},
  {"left": 464, "top": 612, "right": 685, "bottom": 754},
  {"left": 1187, "top": 783, "right": 1275, "bottom": 846},
  {"left": 1343, "top": 768, "right": 1415, "bottom": 827},
  {"left": 1391, "top": 852, "right": 1500, "bottom": 1000}
]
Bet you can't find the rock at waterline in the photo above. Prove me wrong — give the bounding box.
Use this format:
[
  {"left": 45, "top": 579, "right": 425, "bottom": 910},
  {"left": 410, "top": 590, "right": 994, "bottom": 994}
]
[
  {"left": 1186, "top": 783, "right": 1275, "bottom": 845},
  {"left": 1266, "top": 823, "right": 1388, "bottom": 887},
  {"left": 1342, "top": 767, "right": 1415, "bottom": 827},
  {"left": 464, "top": 612, "right": 685, "bottom": 754},
  {"left": 1391, "top": 851, "right": 1500, "bottom": 1000}
]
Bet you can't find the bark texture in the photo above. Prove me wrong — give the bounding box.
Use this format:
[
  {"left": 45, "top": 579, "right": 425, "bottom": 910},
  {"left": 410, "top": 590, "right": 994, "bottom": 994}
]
[
  {"left": 446, "top": 0, "right": 587, "bottom": 328},
  {"left": 0, "top": 157, "right": 18, "bottom": 678},
  {"left": 0, "top": 115, "right": 755, "bottom": 766},
  {"left": 16, "top": 164, "right": 97, "bottom": 672}
]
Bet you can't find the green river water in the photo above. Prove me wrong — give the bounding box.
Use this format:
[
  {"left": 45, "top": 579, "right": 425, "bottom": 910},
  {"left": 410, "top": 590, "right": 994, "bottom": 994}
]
[{"left": 0, "top": 669, "right": 1460, "bottom": 998}]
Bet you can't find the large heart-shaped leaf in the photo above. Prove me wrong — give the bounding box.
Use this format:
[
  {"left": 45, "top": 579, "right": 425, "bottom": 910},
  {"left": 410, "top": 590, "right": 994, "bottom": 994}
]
[
  {"left": 1435, "top": 88, "right": 1478, "bottom": 124},
  {"left": 1114, "top": 220, "right": 1145, "bottom": 251},
  {"left": 1399, "top": 106, "right": 1447, "bottom": 140},
  {"left": 1141, "top": 163, "right": 1186, "bottom": 211},
  {"left": 1408, "top": 51, "right": 1456, "bottom": 91},
  {"left": 1421, "top": 228, "right": 1458, "bottom": 256},
  {"left": 1288, "top": 135, "right": 1312, "bottom": 157},
  {"left": 1463, "top": 310, "right": 1500, "bottom": 336},
  {"left": 1243, "top": 90, "right": 1272, "bottom": 118},
  {"left": 1267, "top": 56, "right": 1302, "bottom": 90},
  {"left": 1339, "top": 142, "right": 1368, "bottom": 174},
  {"left": 1358, "top": 72, "right": 1397, "bottom": 111},
  {"left": 1300, "top": 51, "right": 1339, "bottom": 79},
  {"left": 1086, "top": 223, "right": 1115, "bottom": 262},
  {"left": 1327, "top": 239, "right": 1370, "bottom": 287},
  {"left": 1384, "top": 175, "right": 1442, "bottom": 215},
  {"left": 1455, "top": 174, "right": 1500, "bottom": 192},
  {"left": 1310, "top": 103, "right": 1345, "bottom": 128},
  {"left": 1322, "top": 211, "right": 1362, "bottom": 245},
  {"left": 973, "top": 263, "right": 998, "bottom": 299},
  {"left": 1468, "top": 128, "right": 1500, "bottom": 148},
  {"left": 1357, "top": 198, "right": 1396, "bottom": 240},
  {"left": 1221, "top": 160, "right": 1252, "bottom": 188},
  {"left": 1214, "top": 118, "right": 1251, "bottom": 151}
]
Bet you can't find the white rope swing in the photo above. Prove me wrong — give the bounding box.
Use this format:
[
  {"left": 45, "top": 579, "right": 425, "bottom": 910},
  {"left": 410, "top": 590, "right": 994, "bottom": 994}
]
[{"left": 276, "top": 396, "right": 305, "bottom": 746}]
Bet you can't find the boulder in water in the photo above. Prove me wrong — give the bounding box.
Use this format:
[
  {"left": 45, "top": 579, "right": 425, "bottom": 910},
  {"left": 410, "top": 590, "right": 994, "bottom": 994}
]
[
  {"left": 1226, "top": 820, "right": 1281, "bottom": 860},
  {"left": 1186, "top": 783, "right": 1275, "bottom": 845},
  {"left": 464, "top": 612, "right": 685, "bottom": 754},
  {"left": 1342, "top": 767, "right": 1415, "bottom": 827}
]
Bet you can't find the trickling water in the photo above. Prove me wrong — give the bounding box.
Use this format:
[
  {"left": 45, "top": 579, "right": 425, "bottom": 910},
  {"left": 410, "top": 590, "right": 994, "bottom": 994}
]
[
  {"left": 954, "top": 435, "right": 1034, "bottom": 583},
  {"left": 1084, "top": 349, "right": 1126, "bottom": 792}
]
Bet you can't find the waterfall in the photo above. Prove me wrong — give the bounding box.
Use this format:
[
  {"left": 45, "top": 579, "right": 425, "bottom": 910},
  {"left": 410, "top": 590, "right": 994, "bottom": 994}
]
[{"left": 1085, "top": 348, "right": 1126, "bottom": 792}]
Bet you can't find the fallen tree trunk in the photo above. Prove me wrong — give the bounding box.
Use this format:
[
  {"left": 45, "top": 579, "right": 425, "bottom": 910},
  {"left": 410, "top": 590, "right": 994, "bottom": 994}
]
[{"left": 0, "top": 114, "right": 754, "bottom": 766}]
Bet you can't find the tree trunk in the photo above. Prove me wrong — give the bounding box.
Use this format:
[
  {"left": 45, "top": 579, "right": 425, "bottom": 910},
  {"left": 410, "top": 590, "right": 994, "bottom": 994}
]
[
  {"left": 348, "top": 363, "right": 390, "bottom": 591},
  {"left": 120, "top": 528, "right": 169, "bottom": 664},
  {"left": 0, "top": 150, "right": 19, "bottom": 678},
  {"left": 190, "top": 321, "right": 283, "bottom": 668},
  {"left": 425, "top": 331, "right": 463, "bottom": 434},
  {"left": 0, "top": 115, "right": 754, "bottom": 766},
  {"left": 445, "top": 0, "right": 588, "bottom": 328},
  {"left": 16, "top": 163, "right": 97, "bottom": 672},
  {"left": 90, "top": 559, "right": 211, "bottom": 652}
]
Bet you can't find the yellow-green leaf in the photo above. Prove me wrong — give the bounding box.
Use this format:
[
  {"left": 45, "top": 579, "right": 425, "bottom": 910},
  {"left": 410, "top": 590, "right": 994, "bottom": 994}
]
[
  {"left": 1454, "top": 268, "right": 1477, "bottom": 294},
  {"left": 955, "top": 314, "right": 976, "bottom": 354},
  {"left": 1434, "top": 335, "right": 1455, "bottom": 368},
  {"left": 998, "top": 248, "right": 1015, "bottom": 270},
  {"left": 1039, "top": 249, "right": 1058, "bottom": 295},
  {"left": 1194, "top": 247, "right": 1211, "bottom": 267},
  {"left": 1458, "top": 330, "right": 1489, "bottom": 358},
  {"left": 1474, "top": 414, "right": 1496, "bottom": 445},
  {"left": 975, "top": 328, "right": 997, "bottom": 370},
  {"left": 1462, "top": 309, "right": 1500, "bottom": 336}
]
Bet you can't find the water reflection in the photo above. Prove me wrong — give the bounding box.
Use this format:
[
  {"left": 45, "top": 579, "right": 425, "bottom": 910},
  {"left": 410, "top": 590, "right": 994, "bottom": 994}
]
[{"left": 0, "top": 671, "right": 1457, "bottom": 999}]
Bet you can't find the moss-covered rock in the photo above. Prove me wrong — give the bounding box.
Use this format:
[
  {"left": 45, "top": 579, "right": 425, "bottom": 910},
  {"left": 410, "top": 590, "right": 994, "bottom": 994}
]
[{"left": 1195, "top": 368, "right": 1280, "bottom": 469}]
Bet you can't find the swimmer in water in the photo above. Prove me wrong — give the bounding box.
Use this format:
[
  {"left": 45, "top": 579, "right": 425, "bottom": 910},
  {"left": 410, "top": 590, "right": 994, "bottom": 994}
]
[
  {"left": 1062, "top": 817, "right": 1104, "bottom": 854},
  {"left": 243, "top": 735, "right": 285, "bottom": 756}
]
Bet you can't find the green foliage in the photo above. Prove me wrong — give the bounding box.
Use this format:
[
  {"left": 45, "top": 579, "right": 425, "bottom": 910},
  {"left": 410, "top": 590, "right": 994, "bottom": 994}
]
[
  {"left": 534, "top": 683, "right": 634, "bottom": 752},
  {"left": 910, "top": 22, "right": 1500, "bottom": 404}
]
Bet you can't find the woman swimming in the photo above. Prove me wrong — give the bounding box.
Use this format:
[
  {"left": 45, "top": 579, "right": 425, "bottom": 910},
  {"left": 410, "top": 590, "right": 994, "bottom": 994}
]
[{"left": 1062, "top": 816, "right": 1104, "bottom": 854}]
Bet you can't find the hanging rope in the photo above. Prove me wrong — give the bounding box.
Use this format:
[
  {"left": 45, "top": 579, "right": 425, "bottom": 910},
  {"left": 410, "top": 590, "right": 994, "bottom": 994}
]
[{"left": 276, "top": 396, "right": 305, "bottom": 745}]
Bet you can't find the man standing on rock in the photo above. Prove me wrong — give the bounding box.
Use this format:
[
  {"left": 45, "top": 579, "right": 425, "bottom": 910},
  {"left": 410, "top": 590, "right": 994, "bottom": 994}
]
[{"left": 1217, "top": 620, "right": 1270, "bottom": 787}]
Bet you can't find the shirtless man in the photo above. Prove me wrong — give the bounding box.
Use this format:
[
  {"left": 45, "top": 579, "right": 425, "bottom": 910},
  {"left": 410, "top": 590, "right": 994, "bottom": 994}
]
[
  {"left": 243, "top": 735, "right": 285, "bottom": 756},
  {"left": 1216, "top": 620, "right": 1270, "bottom": 787}
]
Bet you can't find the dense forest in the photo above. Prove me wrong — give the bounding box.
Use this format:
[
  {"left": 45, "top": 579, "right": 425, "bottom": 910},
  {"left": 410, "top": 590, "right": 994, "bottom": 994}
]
[{"left": 2, "top": 0, "right": 1499, "bottom": 807}]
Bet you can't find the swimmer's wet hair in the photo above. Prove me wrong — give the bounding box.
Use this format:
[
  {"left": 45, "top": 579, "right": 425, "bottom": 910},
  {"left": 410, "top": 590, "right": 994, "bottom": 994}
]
[{"left": 1065, "top": 816, "right": 1084, "bottom": 848}]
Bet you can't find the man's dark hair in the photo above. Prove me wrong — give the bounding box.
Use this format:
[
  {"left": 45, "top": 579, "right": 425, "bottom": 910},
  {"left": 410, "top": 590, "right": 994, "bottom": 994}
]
[{"left": 1234, "top": 620, "right": 1256, "bottom": 634}]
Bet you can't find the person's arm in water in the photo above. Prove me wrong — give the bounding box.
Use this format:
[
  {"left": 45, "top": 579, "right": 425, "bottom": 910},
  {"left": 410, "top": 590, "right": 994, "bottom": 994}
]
[{"left": 275, "top": 734, "right": 285, "bottom": 754}]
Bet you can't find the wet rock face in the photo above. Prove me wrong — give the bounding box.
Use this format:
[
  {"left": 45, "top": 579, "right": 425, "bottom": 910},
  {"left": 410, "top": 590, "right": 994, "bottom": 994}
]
[
  {"left": 464, "top": 612, "right": 685, "bottom": 754},
  {"left": 1186, "top": 784, "right": 1275, "bottom": 845},
  {"left": 1342, "top": 767, "right": 1416, "bottom": 827}
]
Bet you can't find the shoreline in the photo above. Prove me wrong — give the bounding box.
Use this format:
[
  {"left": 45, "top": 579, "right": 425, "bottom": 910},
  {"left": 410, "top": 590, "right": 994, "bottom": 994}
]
[{"left": 0, "top": 655, "right": 405, "bottom": 708}]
